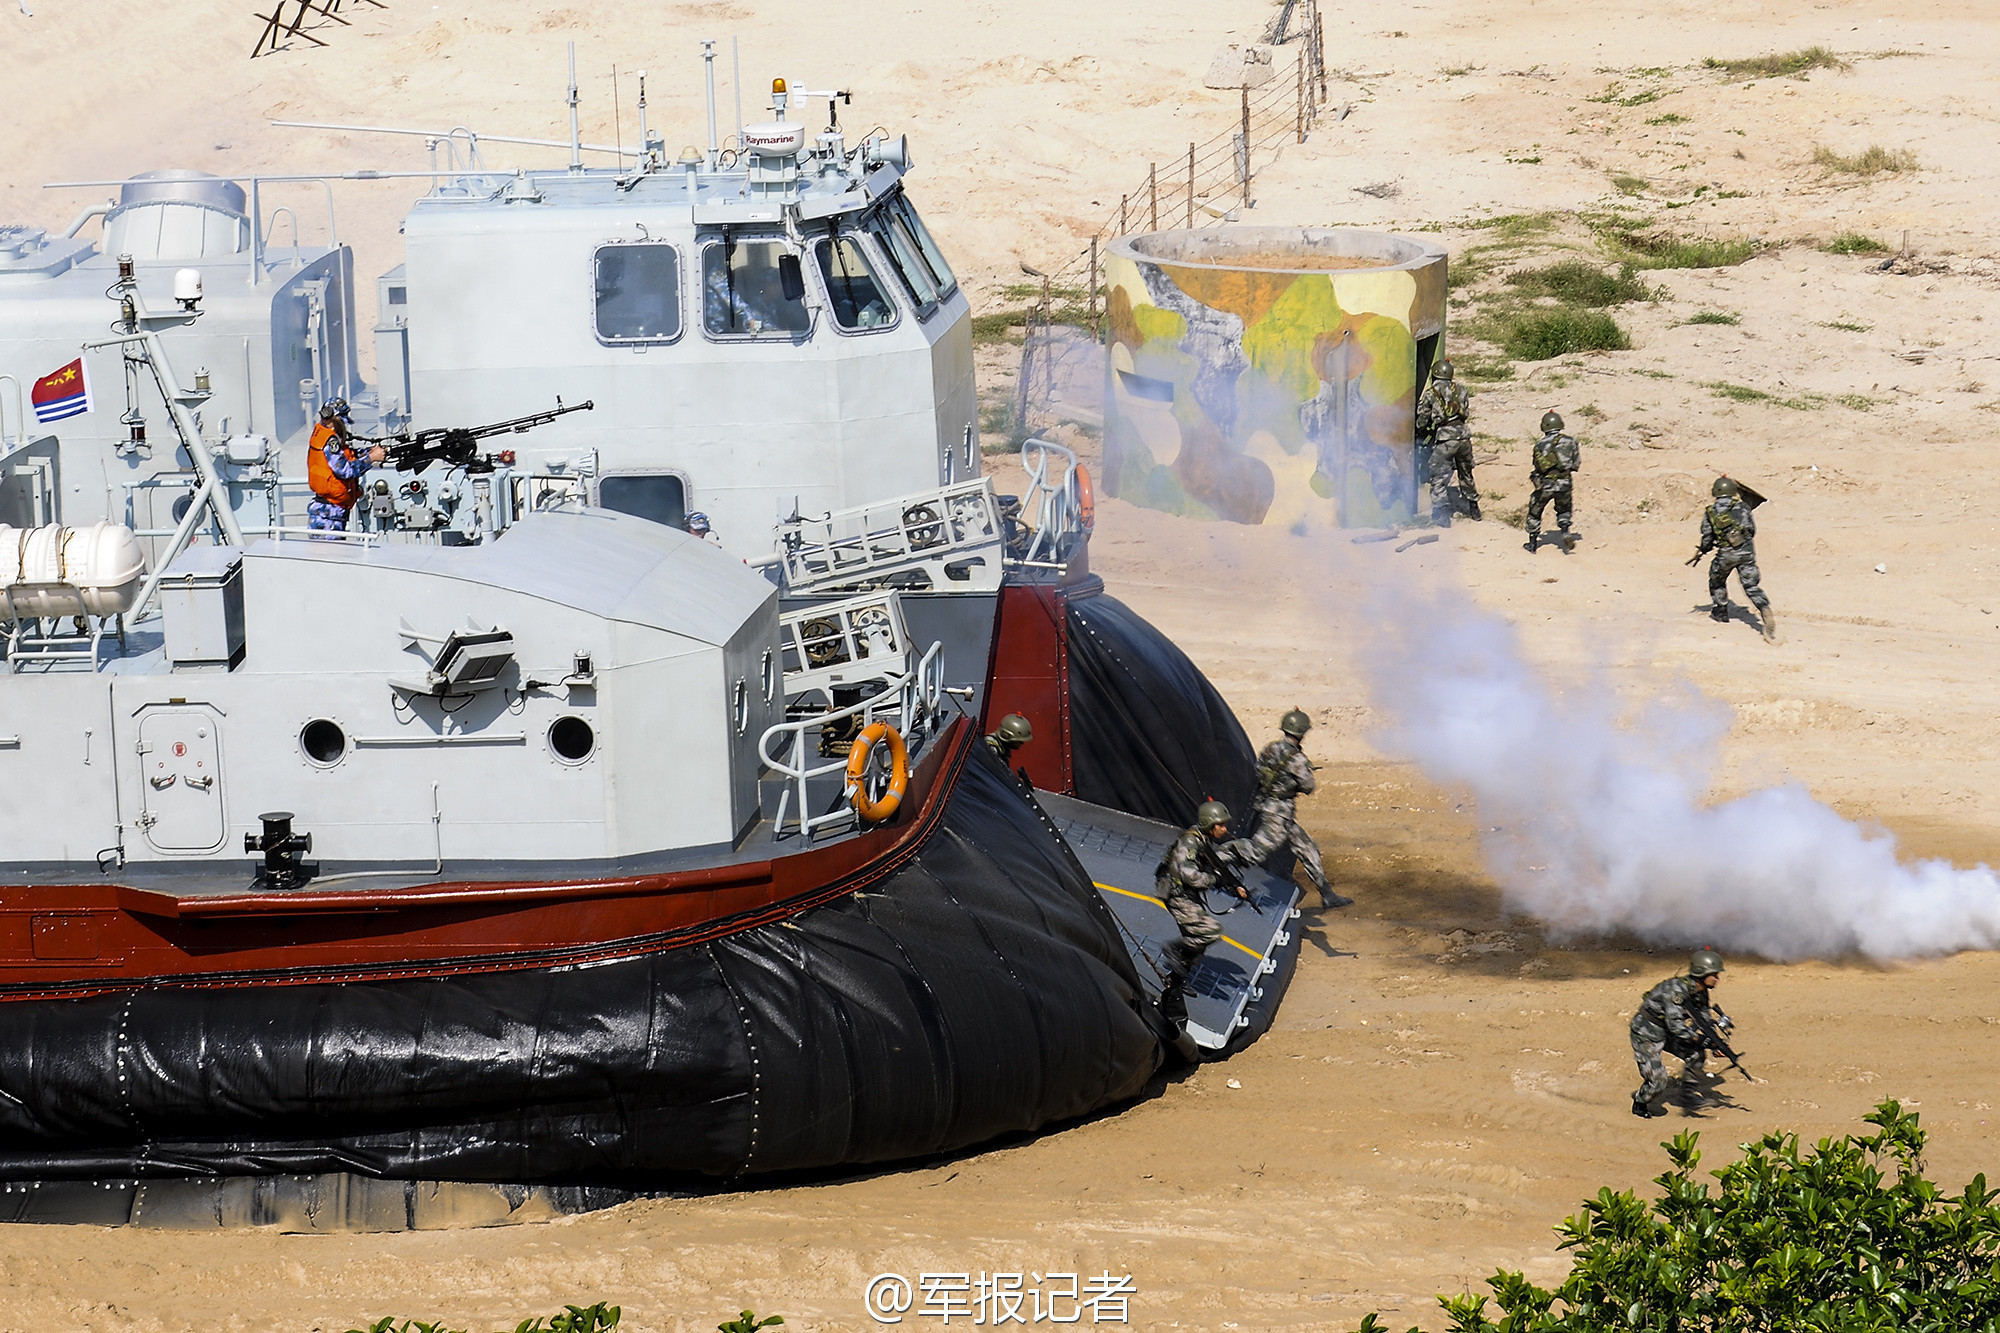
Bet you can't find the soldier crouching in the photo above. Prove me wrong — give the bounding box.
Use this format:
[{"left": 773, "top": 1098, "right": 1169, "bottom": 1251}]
[{"left": 1630, "top": 949, "right": 1732, "bottom": 1117}]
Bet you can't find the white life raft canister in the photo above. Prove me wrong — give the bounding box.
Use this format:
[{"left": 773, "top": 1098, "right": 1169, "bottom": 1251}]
[{"left": 0, "top": 522, "right": 147, "bottom": 621}]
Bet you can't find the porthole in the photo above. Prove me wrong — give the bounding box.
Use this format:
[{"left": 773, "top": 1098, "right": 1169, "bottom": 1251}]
[
  {"left": 300, "top": 718, "right": 347, "bottom": 767},
  {"left": 549, "top": 715, "right": 596, "bottom": 764},
  {"left": 733, "top": 678, "right": 750, "bottom": 735},
  {"left": 760, "top": 648, "right": 777, "bottom": 703}
]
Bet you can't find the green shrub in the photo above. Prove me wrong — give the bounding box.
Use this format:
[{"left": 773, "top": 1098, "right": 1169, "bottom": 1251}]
[
  {"left": 1645, "top": 112, "right": 1690, "bottom": 126},
  {"left": 1504, "top": 260, "right": 1653, "bottom": 307},
  {"left": 1608, "top": 172, "right": 1649, "bottom": 196},
  {"left": 1608, "top": 229, "right": 1759, "bottom": 269},
  {"left": 1823, "top": 232, "right": 1891, "bottom": 254},
  {"left": 1502, "top": 310, "right": 1631, "bottom": 360},
  {"left": 1703, "top": 45, "right": 1850, "bottom": 79},
  {"left": 1353, "top": 1101, "right": 2000, "bottom": 1333},
  {"left": 347, "top": 1304, "right": 622, "bottom": 1333},
  {"left": 1814, "top": 143, "right": 1919, "bottom": 174},
  {"left": 1682, "top": 310, "right": 1740, "bottom": 325}
]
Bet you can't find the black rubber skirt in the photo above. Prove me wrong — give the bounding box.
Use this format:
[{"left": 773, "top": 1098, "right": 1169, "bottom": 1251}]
[
  {"left": 0, "top": 750, "right": 1164, "bottom": 1185},
  {"left": 1066, "top": 592, "right": 1256, "bottom": 828}
]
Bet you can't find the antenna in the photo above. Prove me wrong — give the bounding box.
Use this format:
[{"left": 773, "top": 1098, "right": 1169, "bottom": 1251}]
[
  {"left": 702, "top": 40, "right": 719, "bottom": 170},
  {"left": 732, "top": 37, "right": 744, "bottom": 151},
  {"left": 566, "top": 42, "right": 582, "bottom": 173},
  {"left": 611, "top": 65, "right": 623, "bottom": 167},
  {"left": 637, "top": 69, "right": 651, "bottom": 167}
]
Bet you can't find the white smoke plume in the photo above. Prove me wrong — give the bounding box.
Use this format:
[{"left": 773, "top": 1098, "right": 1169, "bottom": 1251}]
[{"left": 1360, "top": 587, "right": 2000, "bottom": 962}]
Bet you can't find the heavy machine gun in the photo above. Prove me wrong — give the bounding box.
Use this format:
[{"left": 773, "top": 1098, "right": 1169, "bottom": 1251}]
[{"left": 373, "top": 398, "right": 594, "bottom": 475}]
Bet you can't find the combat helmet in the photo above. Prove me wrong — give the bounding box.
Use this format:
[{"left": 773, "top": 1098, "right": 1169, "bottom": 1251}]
[
  {"left": 994, "top": 713, "right": 1034, "bottom": 745},
  {"left": 1711, "top": 477, "right": 1740, "bottom": 499},
  {"left": 1432, "top": 358, "right": 1455, "bottom": 383},
  {"left": 1540, "top": 410, "right": 1564, "bottom": 434},
  {"left": 1689, "top": 948, "right": 1725, "bottom": 979},
  {"left": 319, "top": 397, "right": 350, "bottom": 421},
  {"left": 1195, "top": 799, "right": 1231, "bottom": 830},
  {"left": 1280, "top": 708, "right": 1313, "bottom": 739},
  {"left": 687, "top": 510, "right": 712, "bottom": 534}
]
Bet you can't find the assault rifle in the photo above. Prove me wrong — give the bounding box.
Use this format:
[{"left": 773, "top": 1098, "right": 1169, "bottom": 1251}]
[
  {"left": 1203, "top": 842, "right": 1264, "bottom": 917},
  {"left": 374, "top": 398, "right": 594, "bottom": 475},
  {"left": 1691, "top": 1006, "right": 1755, "bottom": 1082}
]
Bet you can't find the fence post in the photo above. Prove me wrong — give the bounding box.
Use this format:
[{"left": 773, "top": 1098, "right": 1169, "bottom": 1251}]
[
  {"left": 1148, "top": 163, "right": 1158, "bottom": 232},
  {"left": 1186, "top": 142, "right": 1194, "bottom": 228},
  {"left": 1316, "top": 10, "right": 1328, "bottom": 101},
  {"left": 1087, "top": 235, "right": 1099, "bottom": 337},
  {"left": 1241, "top": 87, "right": 1252, "bottom": 208},
  {"left": 1120, "top": 193, "right": 1128, "bottom": 236},
  {"left": 1297, "top": 47, "right": 1306, "bottom": 143}
]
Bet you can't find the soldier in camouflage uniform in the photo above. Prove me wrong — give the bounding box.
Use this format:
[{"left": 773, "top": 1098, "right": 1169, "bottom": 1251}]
[
  {"left": 1524, "top": 410, "right": 1580, "bottom": 552},
  {"left": 984, "top": 713, "right": 1034, "bottom": 765},
  {"left": 1693, "top": 476, "right": 1776, "bottom": 643},
  {"left": 1231, "top": 709, "right": 1351, "bottom": 910},
  {"left": 1156, "top": 800, "right": 1252, "bottom": 1014},
  {"left": 1417, "top": 359, "right": 1479, "bottom": 527},
  {"left": 1630, "top": 948, "right": 1733, "bottom": 1117}
]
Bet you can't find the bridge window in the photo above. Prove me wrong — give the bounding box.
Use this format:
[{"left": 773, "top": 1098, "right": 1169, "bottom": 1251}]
[
  {"left": 597, "top": 472, "right": 687, "bottom": 529},
  {"left": 887, "top": 195, "right": 958, "bottom": 301},
  {"left": 815, "top": 235, "right": 897, "bottom": 332},
  {"left": 593, "top": 243, "right": 682, "bottom": 343},
  {"left": 870, "top": 210, "right": 939, "bottom": 318},
  {"left": 702, "top": 239, "right": 811, "bottom": 337}
]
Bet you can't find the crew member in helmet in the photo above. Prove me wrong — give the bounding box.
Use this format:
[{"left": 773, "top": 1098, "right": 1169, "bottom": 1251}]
[
  {"left": 1156, "top": 800, "right": 1252, "bottom": 1019},
  {"left": 1693, "top": 476, "right": 1776, "bottom": 642},
  {"left": 687, "top": 511, "right": 721, "bottom": 545},
  {"left": 306, "top": 399, "right": 385, "bottom": 533},
  {"left": 1525, "top": 409, "right": 1581, "bottom": 553},
  {"left": 1630, "top": 949, "right": 1734, "bottom": 1117},
  {"left": 1230, "top": 708, "right": 1351, "bottom": 910},
  {"left": 984, "top": 712, "right": 1034, "bottom": 764}
]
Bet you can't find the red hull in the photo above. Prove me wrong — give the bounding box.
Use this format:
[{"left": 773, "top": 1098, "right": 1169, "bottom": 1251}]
[{"left": 0, "top": 722, "right": 973, "bottom": 1000}]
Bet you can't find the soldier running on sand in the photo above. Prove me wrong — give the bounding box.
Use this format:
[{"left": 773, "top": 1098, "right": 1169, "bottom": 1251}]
[
  {"left": 1690, "top": 476, "right": 1777, "bottom": 643},
  {"left": 1524, "top": 410, "right": 1580, "bottom": 553},
  {"left": 1230, "top": 709, "right": 1352, "bottom": 910},
  {"left": 1417, "top": 359, "right": 1479, "bottom": 527},
  {"left": 1630, "top": 949, "right": 1734, "bottom": 1117}
]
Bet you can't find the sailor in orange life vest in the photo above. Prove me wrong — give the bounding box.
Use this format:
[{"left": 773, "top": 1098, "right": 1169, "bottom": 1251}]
[{"left": 305, "top": 399, "right": 386, "bottom": 531}]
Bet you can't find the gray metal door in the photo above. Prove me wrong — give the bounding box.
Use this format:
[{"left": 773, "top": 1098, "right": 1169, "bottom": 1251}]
[{"left": 137, "top": 708, "right": 225, "bottom": 852}]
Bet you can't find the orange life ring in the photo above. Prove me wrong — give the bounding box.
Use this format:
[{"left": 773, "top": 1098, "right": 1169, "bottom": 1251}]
[
  {"left": 846, "top": 721, "right": 910, "bottom": 822},
  {"left": 1074, "top": 463, "right": 1096, "bottom": 533}
]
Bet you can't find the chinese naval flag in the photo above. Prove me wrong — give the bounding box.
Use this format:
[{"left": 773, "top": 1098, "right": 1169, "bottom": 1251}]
[{"left": 30, "top": 357, "right": 92, "bottom": 424}]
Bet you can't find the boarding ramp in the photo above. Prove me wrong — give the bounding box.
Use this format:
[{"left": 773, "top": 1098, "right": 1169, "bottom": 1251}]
[{"left": 1036, "top": 789, "right": 1302, "bottom": 1053}]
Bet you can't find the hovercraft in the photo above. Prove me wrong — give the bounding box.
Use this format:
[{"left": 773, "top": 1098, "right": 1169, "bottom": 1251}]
[{"left": 0, "top": 54, "right": 1304, "bottom": 1224}]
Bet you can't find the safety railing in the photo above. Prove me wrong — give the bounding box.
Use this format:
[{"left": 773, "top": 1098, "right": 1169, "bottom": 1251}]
[
  {"left": 758, "top": 639, "right": 945, "bottom": 842},
  {"left": 773, "top": 477, "right": 1004, "bottom": 595}
]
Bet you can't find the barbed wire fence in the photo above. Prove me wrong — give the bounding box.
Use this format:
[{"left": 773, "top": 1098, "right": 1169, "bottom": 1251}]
[
  {"left": 252, "top": 0, "right": 386, "bottom": 58},
  {"left": 1009, "top": 0, "right": 1334, "bottom": 441}
]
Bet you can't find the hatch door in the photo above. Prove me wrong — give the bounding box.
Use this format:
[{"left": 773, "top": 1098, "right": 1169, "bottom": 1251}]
[{"left": 137, "top": 707, "right": 225, "bottom": 852}]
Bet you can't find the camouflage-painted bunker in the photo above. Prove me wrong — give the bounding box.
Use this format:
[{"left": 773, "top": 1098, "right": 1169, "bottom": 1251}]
[{"left": 1103, "top": 228, "right": 1447, "bottom": 529}]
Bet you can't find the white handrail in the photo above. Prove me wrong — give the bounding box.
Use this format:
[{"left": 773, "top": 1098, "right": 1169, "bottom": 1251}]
[
  {"left": 1016, "top": 436, "right": 1086, "bottom": 565},
  {"left": 757, "top": 639, "right": 946, "bottom": 841}
]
